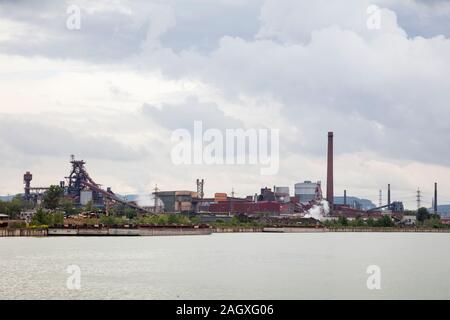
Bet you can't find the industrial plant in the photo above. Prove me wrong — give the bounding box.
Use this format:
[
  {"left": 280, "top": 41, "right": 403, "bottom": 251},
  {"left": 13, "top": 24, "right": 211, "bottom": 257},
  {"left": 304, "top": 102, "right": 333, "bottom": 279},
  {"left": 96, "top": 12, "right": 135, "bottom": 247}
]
[
  {"left": 12, "top": 131, "right": 443, "bottom": 227},
  {"left": 23, "top": 155, "right": 150, "bottom": 214}
]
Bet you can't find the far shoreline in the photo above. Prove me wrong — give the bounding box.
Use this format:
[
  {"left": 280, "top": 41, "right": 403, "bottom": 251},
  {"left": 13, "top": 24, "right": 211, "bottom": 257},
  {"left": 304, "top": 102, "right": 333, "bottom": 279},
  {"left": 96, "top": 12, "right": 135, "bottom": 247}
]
[{"left": 2, "top": 226, "right": 450, "bottom": 237}]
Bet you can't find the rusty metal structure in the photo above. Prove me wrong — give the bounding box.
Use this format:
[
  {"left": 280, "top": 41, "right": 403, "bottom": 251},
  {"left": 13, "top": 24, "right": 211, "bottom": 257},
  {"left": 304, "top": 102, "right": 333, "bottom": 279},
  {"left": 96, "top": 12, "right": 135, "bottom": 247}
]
[
  {"left": 23, "top": 171, "right": 32, "bottom": 200},
  {"left": 196, "top": 179, "right": 204, "bottom": 199},
  {"left": 65, "top": 155, "right": 149, "bottom": 212},
  {"left": 23, "top": 171, "right": 49, "bottom": 203}
]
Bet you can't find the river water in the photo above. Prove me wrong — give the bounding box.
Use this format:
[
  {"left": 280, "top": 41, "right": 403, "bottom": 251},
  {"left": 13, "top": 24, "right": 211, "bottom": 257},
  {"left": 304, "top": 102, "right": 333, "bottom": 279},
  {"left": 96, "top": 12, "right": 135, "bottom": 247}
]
[{"left": 0, "top": 233, "right": 449, "bottom": 300}]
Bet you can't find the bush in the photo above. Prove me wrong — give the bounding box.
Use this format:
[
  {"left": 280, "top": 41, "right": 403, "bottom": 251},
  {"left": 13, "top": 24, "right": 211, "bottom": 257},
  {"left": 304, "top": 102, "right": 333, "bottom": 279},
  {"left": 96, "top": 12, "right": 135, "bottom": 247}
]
[
  {"left": 338, "top": 216, "right": 348, "bottom": 226},
  {"left": 30, "top": 209, "right": 64, "bottom": 227},
  {"left": 100, "top": 215, "right": 124, "bottom": 226},
  {"left": 423, "top": 218, "right": 442, "bottom": 229},
  {"left": 375, "top": 215, "right": 394, "bottom": 227},
  {"left": 28, "top": 224, "right": 49, "bottom": 229},
  {"left": 60, "top": 198, "right": 77, "bottom": 215},
  {"left": 350, "top": 217, "right": 365, "bottom": 227},
  {"left": 167, "top": 214, "right": 190, "bottom": 225},
  {"left": 8, "top": 221, "right": 26, "bottom": 229}
]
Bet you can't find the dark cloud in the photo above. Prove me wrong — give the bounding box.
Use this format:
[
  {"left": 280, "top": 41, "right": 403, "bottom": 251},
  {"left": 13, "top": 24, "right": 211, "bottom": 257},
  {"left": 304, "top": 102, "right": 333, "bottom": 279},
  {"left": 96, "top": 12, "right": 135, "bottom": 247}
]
[
  {"left": 142, "top": 96, "right": 244, "bottom": 131},
  {"left": 384, "top": 0, "right": 450, "bottom": 38},
  {"left": 1, "top": 0, "right": 450, "bottom": 205},
  {"left": 0, "top": 0, "right": 150, "bottom": 61},
  {"left": 0, "top": 115, "right": 146, "bottom": 161},
  {"left": 0, "top": 0, "right": 263, "bottom": 61}
]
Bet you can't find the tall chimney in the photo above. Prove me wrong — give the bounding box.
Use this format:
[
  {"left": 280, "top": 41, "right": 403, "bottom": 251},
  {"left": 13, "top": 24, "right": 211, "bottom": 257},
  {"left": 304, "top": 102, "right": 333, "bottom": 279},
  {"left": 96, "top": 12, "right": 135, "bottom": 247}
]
[
  {"left": 387, "top": 184, "right": 391, "bottom": 207},
  {"left": 434, "top": 182, "right": 438, "bottom": 214},
  {"left": 327, "top": 132, "right": 334, "bottom": 207},
  {"left": 344, "top": 190, "right": 347, "bottom": 206}
]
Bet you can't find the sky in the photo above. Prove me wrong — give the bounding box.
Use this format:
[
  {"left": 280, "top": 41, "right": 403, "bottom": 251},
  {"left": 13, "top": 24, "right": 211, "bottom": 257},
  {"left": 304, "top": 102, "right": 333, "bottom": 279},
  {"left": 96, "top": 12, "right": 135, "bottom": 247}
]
[{"left": 0, "top": 0, "right": 449, "bottom": 209}]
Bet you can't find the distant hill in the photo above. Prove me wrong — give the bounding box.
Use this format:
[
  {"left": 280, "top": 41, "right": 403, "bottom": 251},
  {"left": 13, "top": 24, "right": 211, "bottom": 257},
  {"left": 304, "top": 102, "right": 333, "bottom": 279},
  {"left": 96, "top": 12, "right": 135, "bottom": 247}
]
[
  {"left": 334, "top": 196, "right": 376, "bottom": 211},
  {"left": 0, "top": 195, "right": 14, "bottom": 202},
  {"left": 429, "top": 205, "right": 450, "bottom": 216}
]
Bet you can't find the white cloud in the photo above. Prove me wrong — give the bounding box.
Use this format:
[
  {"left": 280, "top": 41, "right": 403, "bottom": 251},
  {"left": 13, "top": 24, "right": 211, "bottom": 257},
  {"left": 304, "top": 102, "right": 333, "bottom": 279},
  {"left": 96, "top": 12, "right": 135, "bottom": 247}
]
[{"left": 0, "top": 0, "right": 449, "bottom": 209}]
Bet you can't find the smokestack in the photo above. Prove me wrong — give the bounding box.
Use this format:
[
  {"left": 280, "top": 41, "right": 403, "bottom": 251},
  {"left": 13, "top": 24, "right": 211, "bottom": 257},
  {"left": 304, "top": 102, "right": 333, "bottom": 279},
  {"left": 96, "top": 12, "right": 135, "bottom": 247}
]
[
  {"left": 387, "top": 184, "right": 391, "bottom": 207},
  {"left": 344, "top": 190, "right": 347, "bottom": 206},
  {"left": 434, "top": 182, "right": 438, "bottom": 214},
  {"left": 327, "top": 132, "right": 334, "bottom": 207}
]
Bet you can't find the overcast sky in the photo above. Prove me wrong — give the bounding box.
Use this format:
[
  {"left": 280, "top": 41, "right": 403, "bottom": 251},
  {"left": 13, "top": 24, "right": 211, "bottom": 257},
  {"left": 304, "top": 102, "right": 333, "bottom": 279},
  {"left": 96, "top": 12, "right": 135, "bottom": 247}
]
[{"left": 0, "top": 0, "right": 449, "bottom": 209}]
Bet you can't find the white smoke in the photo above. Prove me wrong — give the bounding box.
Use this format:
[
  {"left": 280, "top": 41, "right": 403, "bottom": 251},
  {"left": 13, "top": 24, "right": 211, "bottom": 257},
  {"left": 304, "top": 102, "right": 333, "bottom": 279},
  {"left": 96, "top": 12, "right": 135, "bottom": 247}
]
[
  {"left": 137, "top": 194, "right": 153, "bottom": 207},
  {"left": 304, "top": 200, "right": 330, "bottom": 221}
]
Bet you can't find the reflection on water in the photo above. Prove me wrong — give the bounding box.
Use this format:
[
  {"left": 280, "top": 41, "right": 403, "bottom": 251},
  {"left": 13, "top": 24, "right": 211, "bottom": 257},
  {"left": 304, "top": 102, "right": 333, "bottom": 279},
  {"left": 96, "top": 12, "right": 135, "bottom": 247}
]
[{"left": 0, "top": 233, "right": 449, "bottom": 300}]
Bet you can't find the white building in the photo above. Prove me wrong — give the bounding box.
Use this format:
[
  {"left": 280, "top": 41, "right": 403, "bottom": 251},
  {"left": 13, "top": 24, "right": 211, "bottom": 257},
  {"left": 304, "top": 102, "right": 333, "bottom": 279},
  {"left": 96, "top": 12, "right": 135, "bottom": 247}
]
[{"left": 295, "top": 181, "right": 322, "bottom": 204}]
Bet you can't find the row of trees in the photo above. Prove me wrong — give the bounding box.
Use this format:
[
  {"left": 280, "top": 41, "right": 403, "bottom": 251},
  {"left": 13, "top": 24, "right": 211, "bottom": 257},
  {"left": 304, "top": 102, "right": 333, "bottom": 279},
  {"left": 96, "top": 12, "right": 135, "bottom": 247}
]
[
  {"left": 416, "top": 207, "right": 444, "bottom": 228},
  {"left": 323, "top": 215, "right": 395, "bottom": 228},
  {"left": 416, "top": 207, "right": 440, "bottom": 222},
  {"left": 0, "top": 195, "right": 27, "bottom": 219},
  {"left": 30, "top": 209, "right": 64, "bottom": 227}
]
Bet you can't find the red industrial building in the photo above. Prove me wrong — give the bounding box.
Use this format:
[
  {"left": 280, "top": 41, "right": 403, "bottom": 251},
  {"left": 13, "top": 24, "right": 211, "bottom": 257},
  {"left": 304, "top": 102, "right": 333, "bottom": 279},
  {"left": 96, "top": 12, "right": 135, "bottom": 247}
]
[{"left": 208, "top": 201, "right": 291, "bottom": 215}]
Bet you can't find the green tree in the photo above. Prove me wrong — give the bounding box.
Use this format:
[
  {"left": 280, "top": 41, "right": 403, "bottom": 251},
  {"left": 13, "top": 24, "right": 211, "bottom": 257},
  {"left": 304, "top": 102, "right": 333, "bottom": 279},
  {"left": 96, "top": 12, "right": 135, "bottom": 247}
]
[
  {"left": 6, "top": 196, "right": 23, "bottom": 219},
  {"left": 84, "top": 200, "right": 94, "bottom": 212},
  {"left": 100, "top": 215, "right": 123, "bottom": 226},
  {"left": 375, "top": 215, "right": 394, "bottom": 227},
  {"left": 52, "top": 211, "right": 64, "bottom": 225},
  {"left": 124, "top": 207, "right": 138, "bottom": 219},
  {"left": 236, "top": 214, "right": 250, "bottom": 223},
  {"left": 338, "top": 216, "right": 348, "bottom": 226},
  {"left": 31, "top": 208, "right": 51, "bottom": 226},
  {"left": 366, "top": 217, "right": 375, "bottom": 227},
  {"left": 423, "top": 217, "right": 442, "bottom": 228},
  {"left": 43, "top": 185, "right": 64, "bottom": 210},
  {"left": 157, "top": 214, "right": 169, "bottom": 225},
  {"left": 190, "top": 215, "right": 200, "bottom": 225},
  {"left": 416, "top": 207, "right": 430, "bottom": 223},
  {"left": 60, "top": 198, "right": 76, "bottom": 215},
  {"left": 350, "top": 217, "right": 365, "bottom": 227},
  {"left": 31, "top": 208, "right": 64, "bottom": 226}
]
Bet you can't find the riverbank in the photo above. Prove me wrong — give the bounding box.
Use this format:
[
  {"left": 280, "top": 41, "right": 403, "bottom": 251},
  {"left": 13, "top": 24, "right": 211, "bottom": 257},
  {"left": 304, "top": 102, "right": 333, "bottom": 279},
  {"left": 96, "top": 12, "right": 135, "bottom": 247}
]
[
  {"left": 214, "top": 226, "right": 450, "bottom": 233},
  {"left": 2, "top": 226, "right": 450, "bottom": 237},
  {"left": 264, "top": 227, "right": 450, "bottom": 233},
  {"left": 0, "top": 228, "right": 47, "bottom": 237},
  {"left": 48, "top": 226, "right": 212, "bottom": 236}
]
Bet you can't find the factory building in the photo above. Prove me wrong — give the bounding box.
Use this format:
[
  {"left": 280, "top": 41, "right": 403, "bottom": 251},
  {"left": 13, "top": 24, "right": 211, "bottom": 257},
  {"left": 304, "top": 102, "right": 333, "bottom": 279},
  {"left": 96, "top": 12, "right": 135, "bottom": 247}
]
[
  {"left": 21, "top": 156, "right": 148, "bottom": 212},
  {"left": 294, "top": 181, "right": 322, "bottom": 204},
  {"left": 154, "top": 191, "right": 199, "bottom": 213},
  {"left": 208, "top": 201, "right": 290, "bottom": 215},
  {"left": 274, "top": 186, "right": 290, "bottom": 203},
  {"left": 258, "top": 187, "right": 276, "bottom": 202},
  {"left": 206, "top": 186, "right": 296, "bottom": 216}
]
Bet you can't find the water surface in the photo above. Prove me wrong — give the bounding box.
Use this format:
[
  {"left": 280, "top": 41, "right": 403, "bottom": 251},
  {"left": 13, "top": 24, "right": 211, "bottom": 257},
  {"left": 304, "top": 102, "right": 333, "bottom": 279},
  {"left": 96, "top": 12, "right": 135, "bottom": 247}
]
[{"left": 0, "top": 233, "right": 449, "bottom": 299}]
